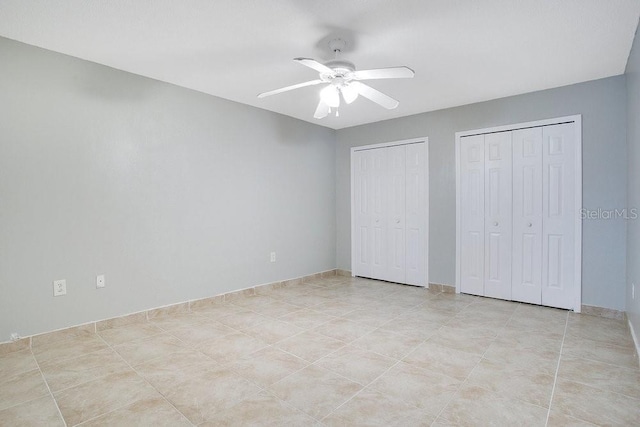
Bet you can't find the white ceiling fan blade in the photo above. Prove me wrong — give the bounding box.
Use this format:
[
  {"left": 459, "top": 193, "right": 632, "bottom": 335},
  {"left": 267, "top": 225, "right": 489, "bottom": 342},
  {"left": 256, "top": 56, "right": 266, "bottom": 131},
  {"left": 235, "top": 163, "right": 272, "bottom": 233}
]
[
  {"left": 352, "top": 66, "right": 415, "bottom": 80},
  {"left": 294, "top": 58, "right": 335, "bottom": 75},
  {"left": 314, "top": 100, "right": 331, "bottom": 119},
  {"left": 351, "top": 82, "right": 399, "bottom": 109},
  {"left": 258, "top": 79, "right": 323, "bottom": 98}
]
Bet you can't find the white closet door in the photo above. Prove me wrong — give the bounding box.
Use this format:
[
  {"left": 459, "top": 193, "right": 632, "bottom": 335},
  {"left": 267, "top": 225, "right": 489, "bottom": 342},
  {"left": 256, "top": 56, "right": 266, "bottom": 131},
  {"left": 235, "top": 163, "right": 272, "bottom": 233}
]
[
  {"left": 352, "top": 140, "right": 428, "bottom": 287},
  {"left": 483, "top": 132, "right": 513, "bottom": 300},
  {"left": 460, "top": 135, "right": 485, "bottom": 296},
  {"left": 371, "top": 148, "right": 388, "bottom": 280},
  {"left": 386, "top": 145, "right": 406, "bottom": 283},
  {"left": 542, "top": 123, "right": 576, "bottom": 309},
  {"left": 352, "top": 150, "right": 373, "bottom": 278},
  {"left": 512, "top": 128, "right": 543, "bottom": 304},
  {"left": 405, "top": 143, "right": 427, "bottom": 286}
]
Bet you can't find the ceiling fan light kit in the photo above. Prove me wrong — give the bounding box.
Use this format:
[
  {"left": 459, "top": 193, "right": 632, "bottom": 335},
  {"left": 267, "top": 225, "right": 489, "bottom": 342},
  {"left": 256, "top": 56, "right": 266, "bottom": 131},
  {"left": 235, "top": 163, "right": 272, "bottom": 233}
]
[
  {"left": 257, "top": 38, "right": 414, "bottom": 119},
  {"left": 320, "top": 85, "right": 340, "bottom": 108},
  {"left": 341, "top": 84, "right": 359, "bottom": 104}
]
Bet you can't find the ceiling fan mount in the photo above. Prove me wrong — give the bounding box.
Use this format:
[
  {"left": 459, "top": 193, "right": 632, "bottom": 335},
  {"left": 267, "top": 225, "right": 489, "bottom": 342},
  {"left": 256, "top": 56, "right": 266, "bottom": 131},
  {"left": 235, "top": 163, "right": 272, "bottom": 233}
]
[
  {"left": 258, "top": 38, "right": 415, "bottom": 119},
  {"left": 328, "top": 38, "right": 347, "bottom": 53}
]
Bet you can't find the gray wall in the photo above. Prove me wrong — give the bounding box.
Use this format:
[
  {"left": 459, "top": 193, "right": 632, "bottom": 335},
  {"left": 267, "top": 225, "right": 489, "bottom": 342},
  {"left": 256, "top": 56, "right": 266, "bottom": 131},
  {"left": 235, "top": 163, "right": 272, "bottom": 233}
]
[
  {"left": 336, "top": 76, "right": 628, "bottom": 310},
  {"left": 626, "top": 21, "right": 640, "bottom": 340},
  {"left": 1, "top": 33, "right": 633, "bottom": 342},
  {"left": 0, "top": 37, "right": 336, "bottom": 341}
]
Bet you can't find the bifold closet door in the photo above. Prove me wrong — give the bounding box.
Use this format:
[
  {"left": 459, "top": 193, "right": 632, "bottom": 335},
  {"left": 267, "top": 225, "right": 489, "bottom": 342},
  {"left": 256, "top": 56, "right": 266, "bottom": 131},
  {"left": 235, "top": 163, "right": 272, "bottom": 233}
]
[
  {"left": 541, "top": 123, "right": 577, "bottom": 310},
  {"left": 483, "top": 132, "right": 512, "bottom": 300},
  {"left": 457, "top": 119, "right": 580, "bottom": 310},
  {"left": 512, "top": 128, "right": 543, "bottom": 304},
  {"left": 352, "top": 147, "right": 395, "bottom": 282},
  {"left": 460, "top": 135, "right": 485, "bottom": 296},
  {"left": 460, "top": 132, "right": 512, "bottom": 299},
  {"left": 405, "top": 143, "right": 427, "bottom": 286},
  {"left": 352, "top": 142, "right": 427, "bottom": 286},
  {"left": 353, "top": 148, "right": 390, "bottom": 280},
  {"left": 352, "top": 149, "right": 373, "bottom": 278},
  {"left": 386, "top": 146, "right": 406, "bottom": 283},
  {"left": 371, "top": 148, "right": 389, "bottom": 280}
]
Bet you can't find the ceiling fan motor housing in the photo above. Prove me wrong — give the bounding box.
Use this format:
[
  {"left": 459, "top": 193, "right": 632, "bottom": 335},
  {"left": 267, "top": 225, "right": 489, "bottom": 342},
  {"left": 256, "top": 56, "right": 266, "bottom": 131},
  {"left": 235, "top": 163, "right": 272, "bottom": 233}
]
[{"left": 321, "top": 59, "right": 356, "bottom": 82}]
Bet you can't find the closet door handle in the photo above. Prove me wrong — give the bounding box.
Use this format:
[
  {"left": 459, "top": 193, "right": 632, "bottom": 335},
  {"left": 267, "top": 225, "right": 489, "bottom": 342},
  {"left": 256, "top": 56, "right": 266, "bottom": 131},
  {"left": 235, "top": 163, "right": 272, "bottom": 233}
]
[
  {"left": 395, "top": 219, "right": 400, "bottom": 224},
  {"left": 493, "top": 221, "right": 499, "bottom": 226},
  {"left": 528, "top": 222, "right": 533, "bottom": 228}
]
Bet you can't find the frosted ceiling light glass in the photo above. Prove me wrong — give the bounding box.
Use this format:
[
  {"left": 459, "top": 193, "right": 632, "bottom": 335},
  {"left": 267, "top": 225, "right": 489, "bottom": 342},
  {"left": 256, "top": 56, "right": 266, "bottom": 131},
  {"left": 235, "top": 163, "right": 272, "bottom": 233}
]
[
  {"left": 341, "top": 84, "right": 359, "bottom": 104},
  {"left": 320, "top": 85, "right": 340, "bottom": 108}
]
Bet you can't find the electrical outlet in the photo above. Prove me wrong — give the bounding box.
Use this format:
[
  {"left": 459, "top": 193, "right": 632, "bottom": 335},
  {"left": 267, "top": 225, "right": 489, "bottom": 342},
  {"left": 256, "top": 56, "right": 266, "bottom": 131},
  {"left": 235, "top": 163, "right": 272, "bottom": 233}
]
[
  {"left": 270, "top": 252, "right": 276, "bottom": 262},
  {"left": 96, "top": 274, "right": 105, "bottom": 289},
  {"left": 53, "top": 279, "right": 66, "bottom": 297}
]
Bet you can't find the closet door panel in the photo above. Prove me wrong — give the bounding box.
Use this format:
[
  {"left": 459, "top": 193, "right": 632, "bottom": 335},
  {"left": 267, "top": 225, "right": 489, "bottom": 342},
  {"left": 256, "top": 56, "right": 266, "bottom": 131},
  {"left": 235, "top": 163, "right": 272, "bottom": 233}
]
[
  {"left": 386, "top": 145, "right": 406, "bottom": 283},
  {"left": 512, "top": 128, "right": 543, "bottom": 304},
  {"left": 371, "top": 148, "right": 388, "bottom": 280},
  {"left": 353, "top": 150, "right": 373, "bottom": 278},
  {"left": 406, "top": 143, "right": 427, "bottom": 286},
  {"left": 483, "top": 132, "right": 513, "bottom": 300},
  {"left": 541, "top": 123, "right": 576, "bottom": 309},
  {"left": 460, "top": 135, "right": 485, "bottom": 296}
]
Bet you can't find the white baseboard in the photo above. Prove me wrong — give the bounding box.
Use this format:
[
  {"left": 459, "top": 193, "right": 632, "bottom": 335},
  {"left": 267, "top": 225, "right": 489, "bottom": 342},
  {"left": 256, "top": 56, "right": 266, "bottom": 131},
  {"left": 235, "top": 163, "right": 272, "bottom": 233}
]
[
  {"left": 628, "top": 317, "right": 640, "bottom": 369},
  {"left": 0, "top": 268, "right": 339, "bottom": 349}
]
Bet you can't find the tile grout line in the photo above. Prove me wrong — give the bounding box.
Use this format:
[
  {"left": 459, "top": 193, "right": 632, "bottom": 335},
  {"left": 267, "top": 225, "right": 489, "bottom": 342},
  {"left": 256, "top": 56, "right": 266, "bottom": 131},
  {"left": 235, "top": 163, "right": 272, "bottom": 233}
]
[
  {"left": 225, "top": 345, "right": 321, "bottom": 422},
  {"left": 170, "top": 328, "right": 280, "bottom": 420},
  {"left": 317, "top": 357, "right": 405, "bottom": 423},
  {"left": 136, "top": 314, "right": 314, "bottom": 423},
  {"left": 184, "top": 317, "right": 330, "bottom": 425},
  {"left": 30, "top": 349, "right": 136, "bottom": 396},
  {"left": 318, "top": 296, "right": 449, "bottom": 423},
  {"left": 29, "top": 339, "right": 111, "bottom": 374},
  {"left": 93, "top": 334, "right": 197, "bottom": 427},
  {"left": 319, "top": 298, "right": 488, "bottom": 425},
  {"left": 563, "top": 352, "right": 640, "bottom": 371},
  {"left": 428, "top": 301, "right": 521, "bottom": 426},
  {"left": 544, "top": 310, "right": 570, "bottom": 427},
  {"left": 30, "top": 347, "right": 68, "bottom": 427},
  {"left": 266, "top": 333, "right": 380, "bottom": 423},
  {"left": 471, "top": 304, "right": 559, "bottom": 414}
]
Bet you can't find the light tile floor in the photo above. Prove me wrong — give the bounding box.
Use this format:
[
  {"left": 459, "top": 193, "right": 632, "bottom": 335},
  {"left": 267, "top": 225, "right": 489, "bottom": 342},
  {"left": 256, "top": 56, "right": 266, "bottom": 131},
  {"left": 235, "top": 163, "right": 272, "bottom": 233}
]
[{"left": 1, "top": 276, "right": 639, "bottom": 426}]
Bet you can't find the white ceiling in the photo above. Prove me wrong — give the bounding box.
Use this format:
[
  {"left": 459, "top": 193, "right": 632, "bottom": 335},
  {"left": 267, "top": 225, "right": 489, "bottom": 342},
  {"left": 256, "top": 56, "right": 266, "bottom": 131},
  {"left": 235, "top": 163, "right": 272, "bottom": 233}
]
[{"left": 1, "top": 1, "right": 639, "bottom": 130}]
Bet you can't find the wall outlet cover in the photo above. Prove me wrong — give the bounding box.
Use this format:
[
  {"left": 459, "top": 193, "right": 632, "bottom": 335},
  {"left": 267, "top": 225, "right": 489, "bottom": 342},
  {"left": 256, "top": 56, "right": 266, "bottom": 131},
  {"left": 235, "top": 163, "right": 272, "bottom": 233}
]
[{"left": 53, "top": 279, "right": 67, "bottom": 297}]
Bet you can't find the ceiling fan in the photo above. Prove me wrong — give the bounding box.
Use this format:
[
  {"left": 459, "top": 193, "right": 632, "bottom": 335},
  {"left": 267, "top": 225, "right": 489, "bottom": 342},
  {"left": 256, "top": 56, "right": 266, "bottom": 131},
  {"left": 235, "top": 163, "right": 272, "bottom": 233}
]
[{"left": 257, "top": 39, "right": 414, "bottom": 119}]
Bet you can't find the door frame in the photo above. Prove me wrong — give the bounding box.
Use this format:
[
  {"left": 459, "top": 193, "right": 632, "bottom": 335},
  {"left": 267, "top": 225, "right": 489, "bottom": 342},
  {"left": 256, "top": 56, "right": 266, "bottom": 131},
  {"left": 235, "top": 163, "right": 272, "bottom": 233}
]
[
  {"left": 350, "top": 137, "right": 430, "bottom": 287},
  {"left": 455, "top": 115, "right": 582, "bottom": 311}
]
